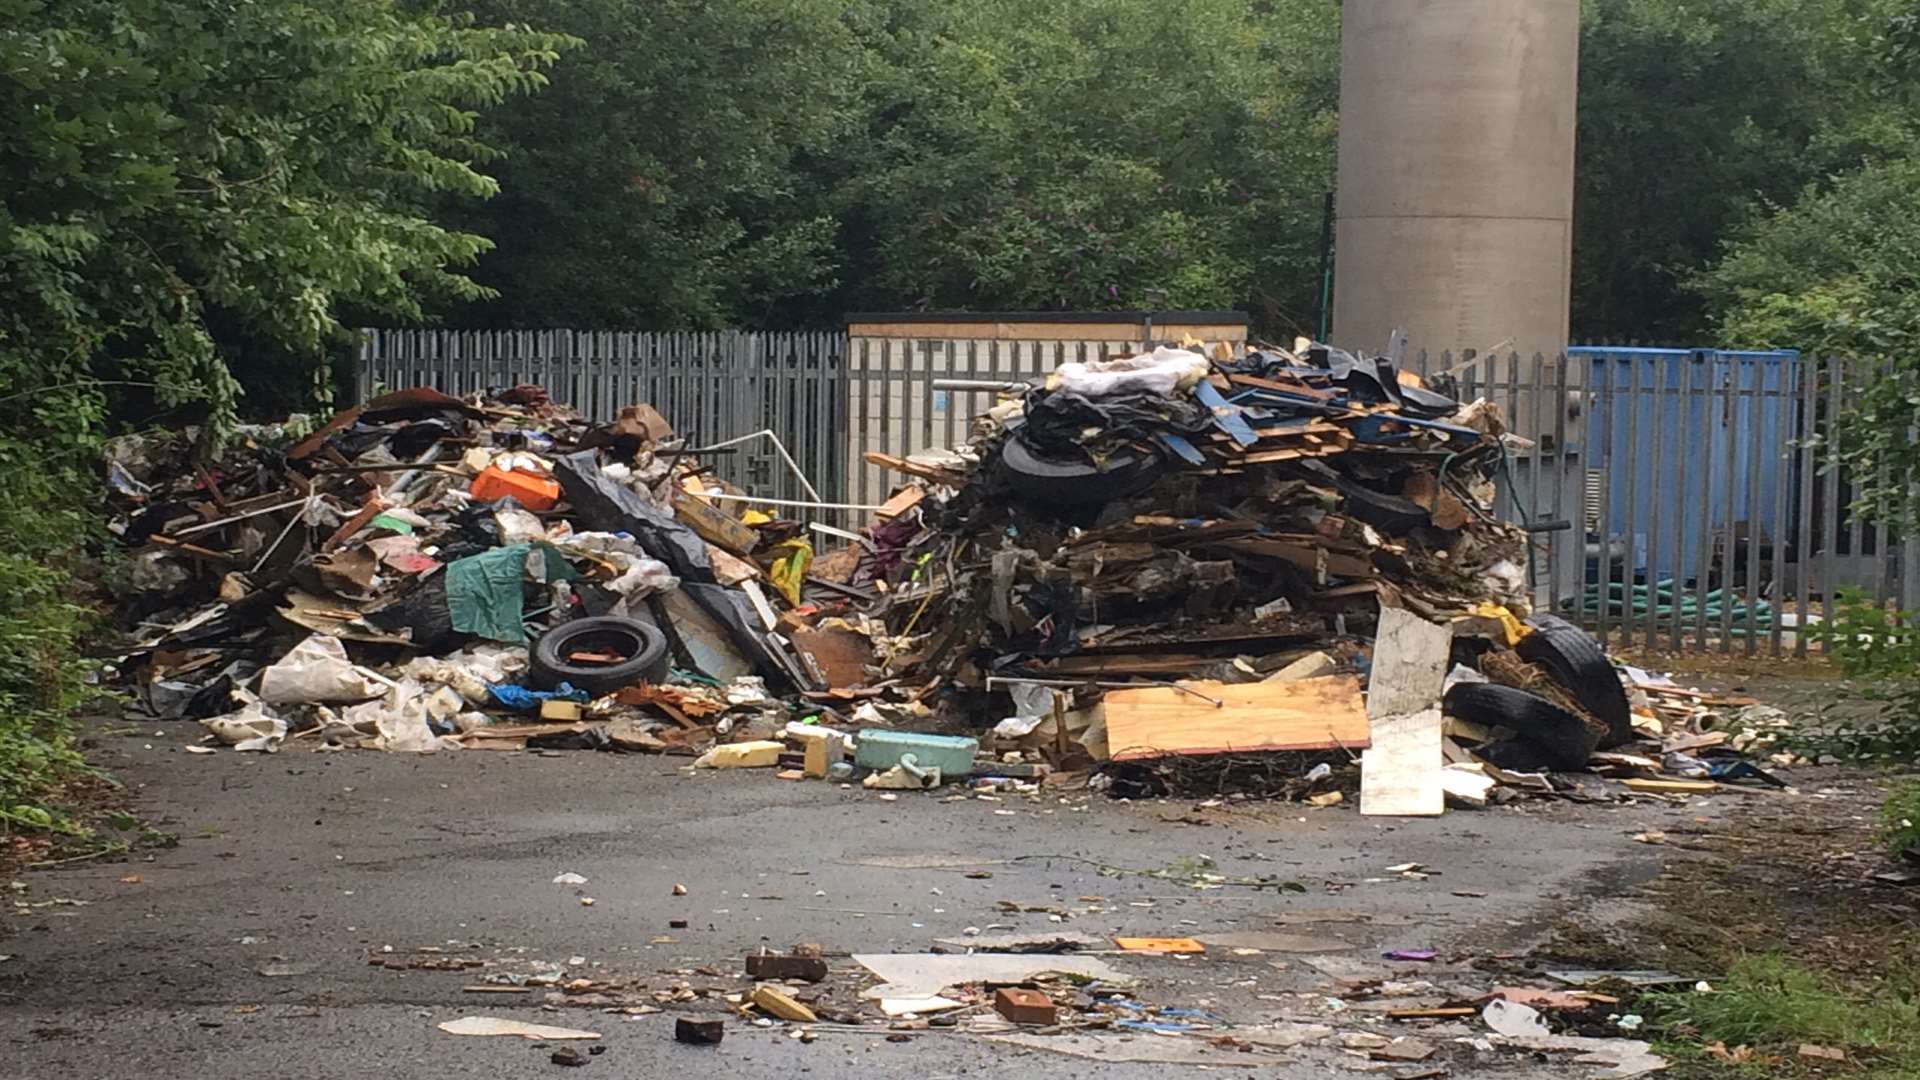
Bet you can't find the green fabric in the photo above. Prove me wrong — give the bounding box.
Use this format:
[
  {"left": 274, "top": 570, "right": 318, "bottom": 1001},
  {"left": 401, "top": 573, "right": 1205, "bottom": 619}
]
[{"left": 445, "top": 543, "right": 575, "bottom": 644}]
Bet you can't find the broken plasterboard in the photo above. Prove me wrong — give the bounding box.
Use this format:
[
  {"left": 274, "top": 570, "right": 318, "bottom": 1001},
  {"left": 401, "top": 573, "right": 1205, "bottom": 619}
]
[
  {"left": 1361, "top": 607, "right": 1452, "bottom": 816},
  {"left": 1102, "top": 676, "right": 1369, "bottom": 760},
  {"left": 437, "top": 1016, "right": 601, "bottom": 1040},
  {"left": 851, "top": 953, "right": 1128, "bottom": 1000},
  {"left": 1441, "top": 762, "right": 1499, "bottom": 808}
]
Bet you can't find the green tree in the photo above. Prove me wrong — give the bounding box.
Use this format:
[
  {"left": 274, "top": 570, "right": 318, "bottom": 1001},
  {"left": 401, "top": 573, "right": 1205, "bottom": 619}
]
[
  {"left": 0, "top": 0, "right": 570, "bottom": 824},
  {"left": 832, "top": 0, "right": 1339, "bottom": 329},
  {"left": 447, "top": 0, "right": 872, "bottom": 329},
  {"left": 445, "top": 0, "right": 1339, "bottom": 333},
  {"left": 1692, "top": 1, "right": 1920, "bottom": 525},
  {"left": 1571, "top": 0, "right": 1911, "bottom": 342}
]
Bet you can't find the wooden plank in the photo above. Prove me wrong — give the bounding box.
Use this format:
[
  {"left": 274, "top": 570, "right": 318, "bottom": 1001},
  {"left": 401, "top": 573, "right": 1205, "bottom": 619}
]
[
  {"left": 1218, "top": 537, "right": 1375, "bottom": 580},
  {"left": 1102, "top": 676, "right": 1369, "bottom": 761},
  {"left": 862, "top": 451, "right": 968, "bottom": 485},
  {"left": 874, "top": 486, "right": 925, "bottom": 519},
  {"left": 1620, "top": 778, "right": 1718, "bottom": 794},
  {"left": 1361, "top": 607, "right": 1453, "bottom": 816},
  {"left": 672, "top": 488, "right": 758, "bottom": 554},
  {"left": 1226, "top": 372, "right": 1335, "bottom": 400}
]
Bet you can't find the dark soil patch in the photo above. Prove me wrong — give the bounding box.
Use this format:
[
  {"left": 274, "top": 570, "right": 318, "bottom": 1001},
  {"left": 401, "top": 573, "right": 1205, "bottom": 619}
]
[{"left": 1538, "top": 769, "right": 1919, "bottom": 976}]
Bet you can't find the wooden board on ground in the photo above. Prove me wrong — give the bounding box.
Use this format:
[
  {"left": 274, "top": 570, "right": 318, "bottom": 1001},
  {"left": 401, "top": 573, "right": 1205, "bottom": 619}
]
[
  {"left": 1102, "top": 676, "right": 1369, "bottom": 761},
  {"left": 1361, "top": 607, "right": 1453, "bottom": 817},
  {"left": 671, "top": 488, "right": 758, "bottom": 554},
  {"left": 790, "top": 624, "right": 874, "bottom": 689},
  {"left": 1620, "top": 777, "right": 1718, "bottom": 794}
]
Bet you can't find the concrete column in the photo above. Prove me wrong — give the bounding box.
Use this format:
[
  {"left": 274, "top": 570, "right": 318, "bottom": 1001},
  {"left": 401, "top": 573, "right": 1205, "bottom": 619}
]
[{"left": 1331, "top": 0, "right": 1579, "bottom": 361}]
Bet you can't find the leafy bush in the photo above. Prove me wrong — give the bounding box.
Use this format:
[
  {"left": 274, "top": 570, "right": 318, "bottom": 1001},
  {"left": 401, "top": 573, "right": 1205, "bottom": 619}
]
[
  {"left": 1798, "top": 588, "right": 1920, "bottom": 762},
  {"left": 0, "top": 471, "right": 101, "bottom": 834},
  {"left": 0, "top": 0, "right": 573, "bottom": 834},
  {"left": 1886, "top": 779, "right": 1920, "bottom": 858}
]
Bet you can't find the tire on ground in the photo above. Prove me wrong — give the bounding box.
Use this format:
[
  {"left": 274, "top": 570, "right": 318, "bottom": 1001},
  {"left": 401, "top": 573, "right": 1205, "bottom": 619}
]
[
  {"left": 1442, "top": 682, "right": 1599, "bottom": 771},
  {"left": 528, "top": 615, "right": 670, "bottom": 695},
  {"left": 1517, "top": 614, "right": 1633, "bottom": 748}
]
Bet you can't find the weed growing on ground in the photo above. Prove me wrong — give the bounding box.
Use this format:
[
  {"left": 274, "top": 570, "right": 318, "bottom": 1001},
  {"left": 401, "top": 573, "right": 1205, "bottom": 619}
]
[
  {"left": 1884, "top": 779, "right": 1920, "bottom": 857},
  {"left": 1643, "top": 955, "right": 1920, "bottom": 1076},
  {"left": 1798, "top": 589, "right": 1920, "bottom": 762}
]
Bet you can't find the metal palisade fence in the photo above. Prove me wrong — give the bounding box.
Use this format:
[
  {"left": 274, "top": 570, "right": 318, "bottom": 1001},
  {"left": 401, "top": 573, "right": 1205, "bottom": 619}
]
[
  {"left": 358, "top": 329, "right": 1904, "bottom": 656},
  {"left": 1439, "top": 347, "right": 1914, "bottom": 657}
]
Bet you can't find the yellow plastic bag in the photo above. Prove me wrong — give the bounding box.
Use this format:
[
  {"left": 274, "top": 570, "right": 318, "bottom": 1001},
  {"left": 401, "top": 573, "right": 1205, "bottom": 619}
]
[{"left": 767, "top": 539, "right": 813, "bottom": 607}]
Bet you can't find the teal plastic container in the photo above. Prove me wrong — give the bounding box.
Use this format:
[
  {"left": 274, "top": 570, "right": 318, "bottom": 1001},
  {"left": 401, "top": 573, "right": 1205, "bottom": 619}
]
[{"left": 854, "top": 730, "right": 979, "bottom": 779}]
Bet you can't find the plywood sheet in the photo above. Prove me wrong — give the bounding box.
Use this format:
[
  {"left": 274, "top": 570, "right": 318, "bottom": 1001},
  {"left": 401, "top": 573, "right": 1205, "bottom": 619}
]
[{"left": 1102, "top": 676, "right": 1369, "bottom": 761}]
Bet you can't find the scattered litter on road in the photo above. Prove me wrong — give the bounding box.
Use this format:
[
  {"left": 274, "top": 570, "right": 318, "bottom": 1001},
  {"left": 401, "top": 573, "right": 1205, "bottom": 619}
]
[
  {"left": 436, "top": 1016, "right": 601, "bottom": 1040},
  {"left": 1483, "top": 998, "right": 1550, "bottom": 1037},
  {"left": 674, "top": 1017, "right": 724, "bottom": 1046}
]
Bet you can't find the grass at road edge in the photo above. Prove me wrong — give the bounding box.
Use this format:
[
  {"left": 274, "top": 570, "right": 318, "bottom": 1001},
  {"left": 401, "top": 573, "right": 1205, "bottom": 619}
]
[{"left": 1639, "top": 954, "right": 1920, "bottom": 1077}]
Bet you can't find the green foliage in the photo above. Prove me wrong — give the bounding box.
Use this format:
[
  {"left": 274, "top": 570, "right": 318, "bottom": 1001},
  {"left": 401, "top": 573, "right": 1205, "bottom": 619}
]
[
  {"left": 0, "top": 0, "right": 570, "bottom": 825},
  {"left": 837, "top": 0, "right": 1338, "bottom": 327},
  {"left": 448, "top": 0, "right": 869, "bottom": 329},
  {"left": 1573, "top": 0, "right": 1916, "bottom": 342},
  {"left": 1645, "top": 955, "right": 1920, "bottom": 1062},
  {"left": 1885, "top": 779, "right": 1920, "bottom": 857},
  {"left": 1796, "top": 589, "right": 1920, "bottom": 762},
  {"left": 447, "top": 0, "right": 1339, "bottom": 333}
]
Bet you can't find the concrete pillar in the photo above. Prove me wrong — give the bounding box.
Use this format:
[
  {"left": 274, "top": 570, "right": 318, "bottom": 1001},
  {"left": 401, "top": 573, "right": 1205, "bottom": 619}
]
[{"left": 1331, "top": 0, "right": 1579, "bottom": 361}]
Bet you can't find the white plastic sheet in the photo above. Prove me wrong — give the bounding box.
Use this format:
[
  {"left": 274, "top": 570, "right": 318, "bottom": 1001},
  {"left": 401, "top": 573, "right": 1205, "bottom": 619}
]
[
  {"left": 1052, "top": 346, "right": 1211, "bottom": 399},
  {"left": 258, "top": 634, "right": 385, "bottom": 705},
  {"left": 341, "top": 678, "right": 458, "bottom": 753},
  {"left": 200, "top": 696, "right": 288, "bottom": 752}
]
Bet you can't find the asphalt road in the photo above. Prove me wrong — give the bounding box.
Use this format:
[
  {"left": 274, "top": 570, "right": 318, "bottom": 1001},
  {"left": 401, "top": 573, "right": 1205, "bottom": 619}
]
[{"left": 1, "top": 722, "right": 1690, "bottom": 1078}]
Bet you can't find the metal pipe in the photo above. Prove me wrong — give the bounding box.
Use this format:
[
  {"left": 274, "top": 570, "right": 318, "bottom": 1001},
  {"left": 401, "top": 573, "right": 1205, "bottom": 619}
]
[
  {"left": 170, "top": 497, "right": 314, "bottom": 537},
  {"left": 683, "top": 428, "right": 823, "bottom": 502},
  {"left": 930, "top": 378, "right": 1031, "bottom": 392}
]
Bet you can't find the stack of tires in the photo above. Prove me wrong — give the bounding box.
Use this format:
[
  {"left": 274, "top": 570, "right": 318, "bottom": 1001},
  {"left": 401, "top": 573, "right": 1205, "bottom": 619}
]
[{"left": 1442, "top": 615, "right": 1632, "bottom": 772}]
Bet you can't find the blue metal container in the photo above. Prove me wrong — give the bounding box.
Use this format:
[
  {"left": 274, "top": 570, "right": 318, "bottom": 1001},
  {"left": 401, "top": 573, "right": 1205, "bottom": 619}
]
[{"left": 1570, "top": 346, "right": 1799, "bottom": 584}]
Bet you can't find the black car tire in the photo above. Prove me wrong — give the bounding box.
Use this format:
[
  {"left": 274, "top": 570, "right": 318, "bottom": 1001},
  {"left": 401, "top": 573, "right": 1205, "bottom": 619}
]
[
  {"left": 1442, "top": 682, "right": 1598, "bottom": 771},
  {"left": 1517, "top": 614, "right": 1633, "bottom": 748},
  {"left": 529, "top": 616, "right": 670, "bottom": 695},
  {"left": 1339, "top": 484, "right": 1431, "bottom": 535},
  {"left": 997, "top": 435, "right": 1164, "bottom": 505}
]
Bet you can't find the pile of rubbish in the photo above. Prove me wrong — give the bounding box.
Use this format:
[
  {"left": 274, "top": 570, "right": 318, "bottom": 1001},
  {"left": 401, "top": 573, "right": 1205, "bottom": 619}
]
[
  {"left": 105, "top": 337, "right": 1783, "bottom": 812},
  {"left": 108, "top": 385, "right": 847, "bottom": 756}
]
